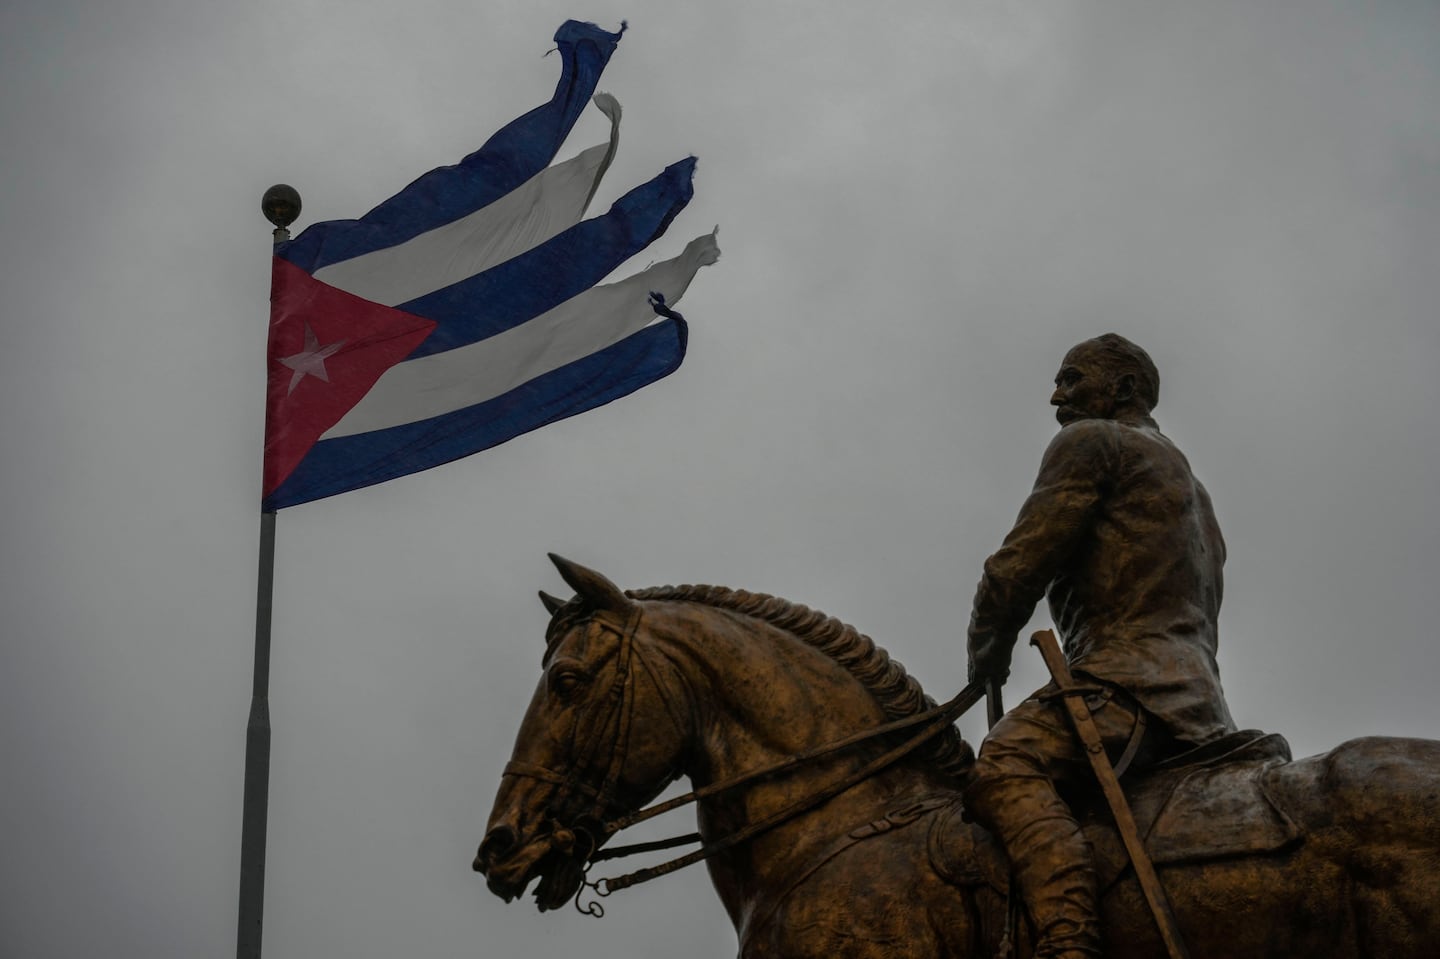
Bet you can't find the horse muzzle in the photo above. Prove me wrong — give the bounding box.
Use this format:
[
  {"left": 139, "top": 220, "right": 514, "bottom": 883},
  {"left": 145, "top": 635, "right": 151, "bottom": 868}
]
[{"left": 475, "top": 821, "right": 593, "bottom": 911}]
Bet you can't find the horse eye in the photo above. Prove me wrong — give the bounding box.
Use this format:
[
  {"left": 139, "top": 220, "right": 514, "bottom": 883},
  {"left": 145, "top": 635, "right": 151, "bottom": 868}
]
[{"left": 550, "top": 668, "right": 588, "bottom": 699}]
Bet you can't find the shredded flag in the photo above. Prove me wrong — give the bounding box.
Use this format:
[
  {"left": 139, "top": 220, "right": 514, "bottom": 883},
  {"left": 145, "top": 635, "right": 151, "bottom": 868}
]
[{"left": 262, "top": 20, "right": 719, "bottom": 510}]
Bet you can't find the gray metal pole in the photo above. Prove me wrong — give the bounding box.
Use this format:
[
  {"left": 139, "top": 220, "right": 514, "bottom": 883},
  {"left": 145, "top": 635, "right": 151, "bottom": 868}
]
[
  {"left": 238, "top": 186, "right": 302, "bottom": 959},
  {"left": 237, "top": 510, "right": 276, "bottom": 959}
]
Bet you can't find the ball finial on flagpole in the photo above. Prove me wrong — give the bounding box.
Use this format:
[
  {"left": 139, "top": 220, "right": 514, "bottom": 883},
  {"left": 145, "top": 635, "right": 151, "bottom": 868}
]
[{"left": 261, "top": 184, "right": 301, "bottom": 241}]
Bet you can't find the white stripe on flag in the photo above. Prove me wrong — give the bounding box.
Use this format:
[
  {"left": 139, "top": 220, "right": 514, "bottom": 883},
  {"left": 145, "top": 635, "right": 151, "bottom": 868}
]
[
  {"left": 322, "top": 230, "right": 720, "bottom": 439},
  {"left": 314, "top": 94, "right": 623, "bottom": 307}
]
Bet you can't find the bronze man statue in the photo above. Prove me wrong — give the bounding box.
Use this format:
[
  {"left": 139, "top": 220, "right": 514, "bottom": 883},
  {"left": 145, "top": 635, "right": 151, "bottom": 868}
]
[{"left": 964, "top": 334, "right": 1238, "bottom": 959}]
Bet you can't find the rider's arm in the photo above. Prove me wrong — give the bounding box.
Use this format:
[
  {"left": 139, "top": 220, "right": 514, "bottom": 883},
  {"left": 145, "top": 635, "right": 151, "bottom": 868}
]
[{"left": 967, "top": 420, "right": 1118, "bottom": 682}]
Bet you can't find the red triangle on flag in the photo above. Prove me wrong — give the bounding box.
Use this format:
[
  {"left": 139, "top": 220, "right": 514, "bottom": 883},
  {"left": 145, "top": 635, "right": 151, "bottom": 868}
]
[{"left": 262, "top": 257, "right": 436, "bottom": 497}]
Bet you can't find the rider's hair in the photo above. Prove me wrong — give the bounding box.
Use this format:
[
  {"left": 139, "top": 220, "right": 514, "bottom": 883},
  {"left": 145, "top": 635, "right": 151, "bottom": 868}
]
[{"left": 1083, "top": 333, "right": 1160, "bottom": 413}]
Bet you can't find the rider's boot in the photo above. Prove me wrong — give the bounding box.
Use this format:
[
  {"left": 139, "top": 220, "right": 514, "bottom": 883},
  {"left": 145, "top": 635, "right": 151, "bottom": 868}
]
[{"left": 965, "top": 776, "right": 1103, "bottom": 959}]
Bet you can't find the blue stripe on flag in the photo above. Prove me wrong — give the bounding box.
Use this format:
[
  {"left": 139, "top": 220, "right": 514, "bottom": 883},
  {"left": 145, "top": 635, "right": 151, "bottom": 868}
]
[
  {"left": 263, "top": 318, "right": 687, "bottom": 510},
  {"left": 402, "top": 157, "right": 696, "bottom": 358},
  {"left": 276, "top": 20, "right": 624, "bottom": 274}
]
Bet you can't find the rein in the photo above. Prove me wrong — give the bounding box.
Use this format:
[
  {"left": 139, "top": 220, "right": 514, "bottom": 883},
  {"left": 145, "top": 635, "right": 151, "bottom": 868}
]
[
  {"left": 588, "top": 679, "right": 987, "bottom": 896},
  {"left": 504, "top": 604, "right": 986, "bottom": 910}
]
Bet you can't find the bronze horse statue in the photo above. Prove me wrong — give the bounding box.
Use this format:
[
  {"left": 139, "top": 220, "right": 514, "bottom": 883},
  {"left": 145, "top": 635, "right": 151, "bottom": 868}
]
[{"left": 475, "top": 556, "right": 1440, "bottom": 958}]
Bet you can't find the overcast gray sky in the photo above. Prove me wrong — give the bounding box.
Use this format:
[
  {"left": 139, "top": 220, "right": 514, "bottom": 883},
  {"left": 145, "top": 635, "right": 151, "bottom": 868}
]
[{"left": 3, "top": 1, "right": 1438, "bottom": 956}]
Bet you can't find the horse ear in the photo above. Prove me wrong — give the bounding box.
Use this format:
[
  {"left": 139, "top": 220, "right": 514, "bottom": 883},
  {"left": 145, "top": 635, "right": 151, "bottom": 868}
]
[
  {"left": 548, "top": 554, "right": 632, "bottom": 615},
  {"left": 538, "top": 590, "right": 568, "bottom": 616}
]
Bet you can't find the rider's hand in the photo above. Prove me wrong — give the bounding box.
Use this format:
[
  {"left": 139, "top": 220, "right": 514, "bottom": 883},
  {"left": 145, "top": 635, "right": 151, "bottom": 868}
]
[{"left": 967, "top": 628, "right": 1013, "bottom": 685}]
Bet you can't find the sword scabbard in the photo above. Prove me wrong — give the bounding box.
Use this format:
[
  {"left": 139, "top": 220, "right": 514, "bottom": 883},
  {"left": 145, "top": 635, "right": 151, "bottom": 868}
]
[{"left": 1029, "top": 629, "right": 1192, "bottom": 959}]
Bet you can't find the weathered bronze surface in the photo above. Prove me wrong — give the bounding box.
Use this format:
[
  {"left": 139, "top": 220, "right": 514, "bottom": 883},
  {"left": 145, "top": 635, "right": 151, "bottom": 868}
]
[
  {"left": 475, "top": 338, "right": 1440, "bottom": 956},
  {"left": 965, "top": 334, "right": 1237, "bottom": 958},
  {"left": 476, "top": 556, "right": 1440, "bottom": 958}
]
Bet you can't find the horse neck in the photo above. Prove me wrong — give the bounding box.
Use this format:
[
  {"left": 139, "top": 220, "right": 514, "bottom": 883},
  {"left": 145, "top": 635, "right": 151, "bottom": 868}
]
[{"left": 646, "top": 601, "right": 945, "bottom": 924}]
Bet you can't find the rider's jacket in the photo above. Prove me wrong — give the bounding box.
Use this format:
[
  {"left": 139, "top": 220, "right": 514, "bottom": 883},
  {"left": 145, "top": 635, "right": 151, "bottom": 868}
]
[{"left": 969, "top": 414, "right": 1237, "bottom": 746}]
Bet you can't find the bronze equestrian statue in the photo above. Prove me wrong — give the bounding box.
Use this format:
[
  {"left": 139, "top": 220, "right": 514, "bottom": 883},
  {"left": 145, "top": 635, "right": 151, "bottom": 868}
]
[
  {"left": 965, "top": 334, "right": 1235, "bottom": 959},
  {"left": 474, "top": 339, "right": 1440, "bottom": 958}
]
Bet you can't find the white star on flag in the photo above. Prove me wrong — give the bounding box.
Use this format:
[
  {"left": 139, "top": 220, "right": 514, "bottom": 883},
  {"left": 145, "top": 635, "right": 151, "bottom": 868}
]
[{"left": 279, "top": 323, "right": 346, "bottom": 395}]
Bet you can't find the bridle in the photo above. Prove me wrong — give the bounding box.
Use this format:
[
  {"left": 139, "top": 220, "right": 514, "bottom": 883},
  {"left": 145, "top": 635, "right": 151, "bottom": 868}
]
[
  {"left": 500, "top": 604, "right": 987, "bottom": 915},
  {"left": 501, "top": 605, "right": 648, "bottom": 851}
]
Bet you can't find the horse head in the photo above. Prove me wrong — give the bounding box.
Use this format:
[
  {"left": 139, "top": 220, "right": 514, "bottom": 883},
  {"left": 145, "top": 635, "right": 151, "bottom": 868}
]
[{"left": 474, "top": 555, "right": 693, "bottom": 911}]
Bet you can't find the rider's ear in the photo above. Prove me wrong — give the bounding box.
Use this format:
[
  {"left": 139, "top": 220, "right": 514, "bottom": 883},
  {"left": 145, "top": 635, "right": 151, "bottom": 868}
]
[
  {"left": 1114, "top": 372, "right": 1136, "bottom": 405},
  {"left": 548, "top": 554, "right": 633, "bottom": 616}
]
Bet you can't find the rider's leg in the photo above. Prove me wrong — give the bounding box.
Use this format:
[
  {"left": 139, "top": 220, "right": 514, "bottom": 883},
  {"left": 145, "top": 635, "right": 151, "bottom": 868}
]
[
  {"left": 964, "top": 687, "right": 1145, "bottom": 959},
  {"left": 967, "top": 770, "right": 1097, "bottom": 958}
]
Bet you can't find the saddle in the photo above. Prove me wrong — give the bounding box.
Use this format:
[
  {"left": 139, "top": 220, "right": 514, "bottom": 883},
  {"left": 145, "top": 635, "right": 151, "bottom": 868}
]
[{"left": 929, "top": 729, "right": 1300, "bottom": 896}]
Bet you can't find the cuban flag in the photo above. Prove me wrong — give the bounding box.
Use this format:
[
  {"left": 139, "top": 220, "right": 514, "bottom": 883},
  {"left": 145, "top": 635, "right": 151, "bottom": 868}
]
[{"left": 262, "top": 20, "right": 719, "bottom": 511}]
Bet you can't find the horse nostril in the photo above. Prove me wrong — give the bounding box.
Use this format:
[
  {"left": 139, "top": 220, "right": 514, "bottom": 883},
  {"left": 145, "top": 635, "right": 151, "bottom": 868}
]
[{"left": 476, "top": 826, "right": 517, "bottom": 871}]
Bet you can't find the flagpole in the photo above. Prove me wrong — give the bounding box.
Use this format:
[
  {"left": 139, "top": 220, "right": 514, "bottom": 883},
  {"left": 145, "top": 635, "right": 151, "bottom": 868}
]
[
  {"left": 238, "top": 186, "right": 301, "bottom": 959},
  {"left": 237, "top": 509, "right": 276, "bottom": 959}
]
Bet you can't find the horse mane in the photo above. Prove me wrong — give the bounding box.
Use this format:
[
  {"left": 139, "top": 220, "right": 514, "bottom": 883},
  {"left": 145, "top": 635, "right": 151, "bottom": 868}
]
[{"left": 624, "top": 584, "right": 973, "bottom": 783}]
